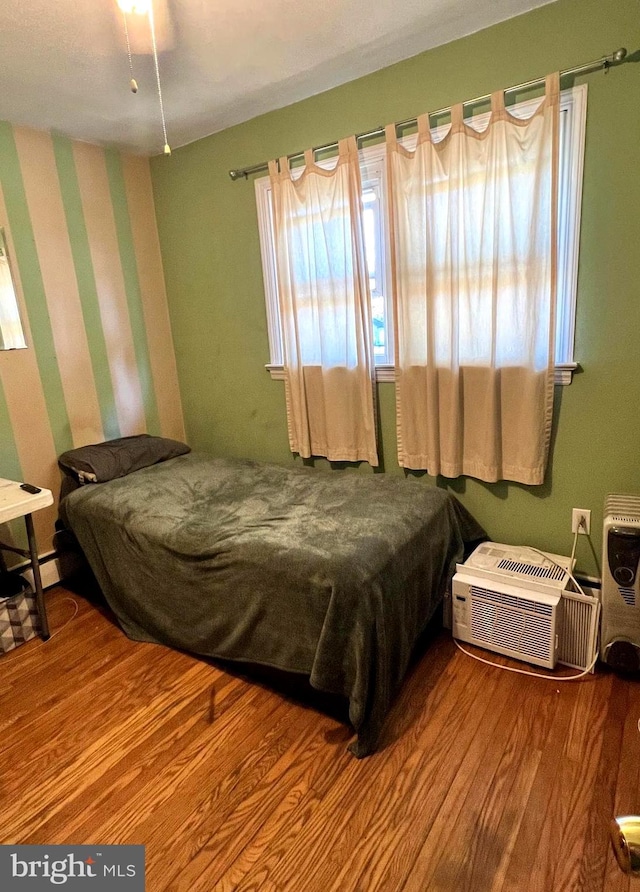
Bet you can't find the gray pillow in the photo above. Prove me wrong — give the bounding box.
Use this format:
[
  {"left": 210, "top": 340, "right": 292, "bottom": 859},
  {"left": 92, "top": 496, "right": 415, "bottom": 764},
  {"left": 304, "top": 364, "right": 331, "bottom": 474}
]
[{"left": 58, "top": 434, "right": 191, "bottom": 484}]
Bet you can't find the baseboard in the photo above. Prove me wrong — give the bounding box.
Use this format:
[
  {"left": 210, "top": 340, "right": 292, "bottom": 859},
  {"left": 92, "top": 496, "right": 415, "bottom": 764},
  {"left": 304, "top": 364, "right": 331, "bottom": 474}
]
[
  {"left": 16, "top": 551, "right": 62, "bottom": 590},
  {"left": 579, "top": 584, "right": 600, "bottom": 600},
  {"left": 575, "top": 574, "right": 601, "bottom": 589}
]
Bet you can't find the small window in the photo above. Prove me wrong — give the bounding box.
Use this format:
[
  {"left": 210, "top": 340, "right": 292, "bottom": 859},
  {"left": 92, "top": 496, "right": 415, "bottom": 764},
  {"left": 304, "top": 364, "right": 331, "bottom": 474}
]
[
  {"left": 0, "top": 227, "right": 27, "bottom": 351},
  {"left": 256, "top": 85, "right": 587, "bottom": 385}
]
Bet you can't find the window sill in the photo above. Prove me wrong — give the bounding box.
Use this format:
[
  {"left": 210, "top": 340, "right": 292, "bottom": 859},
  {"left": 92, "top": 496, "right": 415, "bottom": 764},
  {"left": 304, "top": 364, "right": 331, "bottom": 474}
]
[
  {"left": 267, "top": 363, "right": 579, "bottom": 385},
  {"left": 554, "top": 363, "right": 579, "bottom": 385}
]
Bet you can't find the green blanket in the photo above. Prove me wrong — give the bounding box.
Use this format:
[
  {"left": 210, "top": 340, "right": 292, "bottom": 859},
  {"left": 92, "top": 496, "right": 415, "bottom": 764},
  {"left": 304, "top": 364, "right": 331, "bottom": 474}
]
[{"left": 61, "top": 453, "right": 485, "bottom": 756}]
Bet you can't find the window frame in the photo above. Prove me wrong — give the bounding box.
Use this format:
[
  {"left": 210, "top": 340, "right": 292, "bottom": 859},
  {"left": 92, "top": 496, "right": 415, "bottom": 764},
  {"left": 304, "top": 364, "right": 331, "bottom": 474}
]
[{"left": 256, "top": 84, "right": 587, "bottom": 385}]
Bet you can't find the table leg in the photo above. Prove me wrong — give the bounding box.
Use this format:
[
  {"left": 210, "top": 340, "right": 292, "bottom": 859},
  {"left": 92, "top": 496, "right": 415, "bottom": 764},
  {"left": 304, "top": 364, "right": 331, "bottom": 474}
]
[{"left": 24, "top": 512, "right": 50, "bottom": 640}]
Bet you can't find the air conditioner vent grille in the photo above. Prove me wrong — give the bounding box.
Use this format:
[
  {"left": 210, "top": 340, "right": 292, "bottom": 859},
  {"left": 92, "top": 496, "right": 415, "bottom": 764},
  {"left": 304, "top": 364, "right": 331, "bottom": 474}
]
[
  {"left": 497, "top": 558, "right": 565, "bottom": 581},
  {"left": 470, "top": 585, "right": 554, "bottom": 616},
  {"left": 470, "top": 600, "right": 553, "bottom": 662}
]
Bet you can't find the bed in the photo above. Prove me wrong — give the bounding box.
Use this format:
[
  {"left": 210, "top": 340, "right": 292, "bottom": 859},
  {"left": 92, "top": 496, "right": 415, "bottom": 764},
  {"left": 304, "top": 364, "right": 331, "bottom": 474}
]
[{"left": 58, "top": 438, "right": 485, "bottom": 757}]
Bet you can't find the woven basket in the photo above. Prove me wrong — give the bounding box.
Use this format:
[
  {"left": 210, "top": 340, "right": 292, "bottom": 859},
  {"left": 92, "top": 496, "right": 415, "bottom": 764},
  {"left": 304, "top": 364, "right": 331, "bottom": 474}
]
[{"left": 0, "top": 577, "right": 41, "bottom": 654}]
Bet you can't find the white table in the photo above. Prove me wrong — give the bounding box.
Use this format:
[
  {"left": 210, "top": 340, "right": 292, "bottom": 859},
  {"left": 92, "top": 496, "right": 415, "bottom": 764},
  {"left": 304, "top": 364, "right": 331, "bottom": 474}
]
[{"left": 0, "top": 478, "right": 54, "bottom": 639}]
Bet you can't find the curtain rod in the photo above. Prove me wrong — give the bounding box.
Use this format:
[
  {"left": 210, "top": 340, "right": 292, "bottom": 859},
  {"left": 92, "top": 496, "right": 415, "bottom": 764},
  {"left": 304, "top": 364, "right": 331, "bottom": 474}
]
[{"left": 228, "top": 47, "right": 627, "bottom": 181}]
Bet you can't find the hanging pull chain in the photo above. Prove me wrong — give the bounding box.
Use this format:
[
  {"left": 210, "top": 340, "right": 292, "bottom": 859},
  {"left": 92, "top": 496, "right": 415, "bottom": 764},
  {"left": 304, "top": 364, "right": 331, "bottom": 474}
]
[
  {"left": 122, "top": 12, "right": 138, "bottom": 93},
  {"left": 148, "top": 0, "right": 171, "bottom": 155}
]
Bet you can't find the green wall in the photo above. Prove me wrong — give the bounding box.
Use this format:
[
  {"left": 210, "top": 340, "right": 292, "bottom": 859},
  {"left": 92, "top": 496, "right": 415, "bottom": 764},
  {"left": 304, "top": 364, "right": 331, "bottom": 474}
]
[{"left": 151, "top": 0, "right": 640, "bottom": 578}]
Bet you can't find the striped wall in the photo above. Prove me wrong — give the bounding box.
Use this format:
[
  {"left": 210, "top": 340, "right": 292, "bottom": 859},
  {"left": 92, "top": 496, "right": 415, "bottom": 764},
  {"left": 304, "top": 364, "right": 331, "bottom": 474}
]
[{"left": 0, "top": 122, "right": 184, "bottom": 555}]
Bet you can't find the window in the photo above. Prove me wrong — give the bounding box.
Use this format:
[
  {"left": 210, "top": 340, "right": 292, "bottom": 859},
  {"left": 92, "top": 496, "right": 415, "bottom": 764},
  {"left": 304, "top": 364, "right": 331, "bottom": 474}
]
[
  {"left": 256, "top": 85, "right": 586, "bottom": 385},
  {"left": 0, "top": 227, "right": 27, "bottom": 351}
]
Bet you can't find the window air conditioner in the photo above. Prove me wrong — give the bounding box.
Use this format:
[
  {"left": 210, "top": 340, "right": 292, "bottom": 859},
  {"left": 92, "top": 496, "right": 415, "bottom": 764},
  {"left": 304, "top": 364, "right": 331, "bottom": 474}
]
[
  {"left": 452, "top": 542, "right": 599, "bottom": 671},
  {"left": 601, "top": 494, "right": 640, "bottom": 673}
]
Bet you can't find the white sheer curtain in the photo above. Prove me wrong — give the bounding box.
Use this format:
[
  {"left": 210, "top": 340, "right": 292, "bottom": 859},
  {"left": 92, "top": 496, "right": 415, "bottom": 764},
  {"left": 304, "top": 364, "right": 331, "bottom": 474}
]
[
  {"left": 386, "top": 73, "right": 560, "bottom": 484},
  {"left": 268, "top": 137, "right": 378, "bottom": 466}
]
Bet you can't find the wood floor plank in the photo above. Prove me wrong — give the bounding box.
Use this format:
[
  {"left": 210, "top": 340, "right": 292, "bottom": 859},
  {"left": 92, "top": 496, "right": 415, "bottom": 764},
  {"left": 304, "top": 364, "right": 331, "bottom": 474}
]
[
  {"left": 603, "top": 679, "right": 640, "bottom": 892},
  {"left": 156, "top": 704, "right": 350, "bottom": 892},
  {"left": 1, "top": 644, "right": 184, "bottom": 788},
  {"left": 2, "top": 658, "right": 216, "bottom": 840},
  {"left": 29, "top": 672, "right": 244, "bottom": 842},
  {"left": 321, "top": 652, "right": 516, "bottom": 892},
  {"left": 0, "top": 592, "right": 102, "bottom": 687},
  {"left": 577, "top": 677, "right": 629, "bottom": 892},
  {"left": 498, "top": 679, "right": 579, "bottom": 892},
  {"left": 1, "top": 585, "right": 638, "bottom": 892},
  {"left": 531, "top": 676, "right": 612, "bottom": 892},
  {"left": 1, "top": 632, "right": 150, "bottom": 745},
  {"left": 241, "top": 646, "right": 489, "bottom": 892},
  {"left": 85, "top": 681, "right": 274, "bottom": 844},
  {"left": 417, "top": 672, "right": 552, "bottom": 892}
]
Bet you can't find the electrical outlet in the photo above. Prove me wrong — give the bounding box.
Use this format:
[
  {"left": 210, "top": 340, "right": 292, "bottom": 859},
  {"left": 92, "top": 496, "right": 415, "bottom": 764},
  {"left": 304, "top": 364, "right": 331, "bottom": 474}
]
[{"left": 572, "top": 508, "right": 591, "bottom": 535}]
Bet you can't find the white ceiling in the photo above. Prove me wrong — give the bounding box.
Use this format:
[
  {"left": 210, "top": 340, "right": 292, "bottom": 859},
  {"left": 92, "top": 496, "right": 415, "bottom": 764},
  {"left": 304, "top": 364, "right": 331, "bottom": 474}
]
[{"left": 0, "top": 0, "right": 556, "bottom": 155}]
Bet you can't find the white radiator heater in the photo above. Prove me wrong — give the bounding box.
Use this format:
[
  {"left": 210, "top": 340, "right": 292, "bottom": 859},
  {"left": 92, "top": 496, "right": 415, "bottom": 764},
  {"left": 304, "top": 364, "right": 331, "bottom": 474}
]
[
  {"left": 601, "top": 494, "right": 640, "bottom": 672},
  {"left": 452, "top": 542, "right": 599, "bottom": 671}
]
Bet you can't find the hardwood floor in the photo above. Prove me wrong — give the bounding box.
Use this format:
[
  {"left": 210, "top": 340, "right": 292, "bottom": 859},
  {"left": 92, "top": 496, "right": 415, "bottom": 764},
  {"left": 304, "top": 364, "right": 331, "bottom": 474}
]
[{"left": 1, "top": 585, "right": 639, "bottom": 892}]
